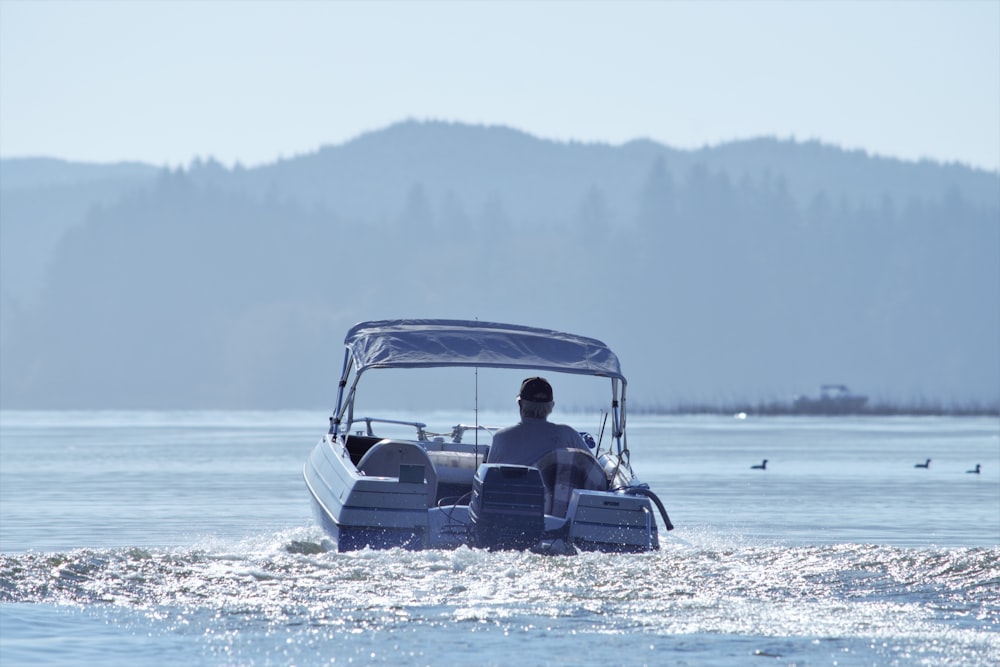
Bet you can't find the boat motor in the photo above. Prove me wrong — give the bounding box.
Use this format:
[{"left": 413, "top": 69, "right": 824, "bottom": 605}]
[{"left": 469, "top": 464, "right": 546, "bottom": 550}]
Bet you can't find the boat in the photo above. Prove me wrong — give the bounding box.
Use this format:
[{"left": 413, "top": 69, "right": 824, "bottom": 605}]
[
  {"left": 303, "top": 319, "right": 673, "bottom": 553},
  {"left": 791, "top": 384, "right": 868, "bottom": 415}
]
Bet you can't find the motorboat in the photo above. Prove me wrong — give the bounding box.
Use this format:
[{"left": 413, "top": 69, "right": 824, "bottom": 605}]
[
  {"left": 792, "top": 384, "right": 868, "bottom": 415},
  {"left": 303, "top": 319, "right": 673, "bottom": 553}
]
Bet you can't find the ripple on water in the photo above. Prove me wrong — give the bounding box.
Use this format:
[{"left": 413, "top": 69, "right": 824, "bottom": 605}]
[{"left": 2, "top": 529, "right": 998, "bottom": 666}]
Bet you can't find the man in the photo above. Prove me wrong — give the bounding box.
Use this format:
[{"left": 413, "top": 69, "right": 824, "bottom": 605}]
[{"left": 486, "top": 376, "right": 590, "bottom": 466}]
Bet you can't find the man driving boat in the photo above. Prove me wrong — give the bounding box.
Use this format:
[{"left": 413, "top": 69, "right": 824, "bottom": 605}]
[{"left": 486, "top": 377, "right": 591, "bottom": 466}]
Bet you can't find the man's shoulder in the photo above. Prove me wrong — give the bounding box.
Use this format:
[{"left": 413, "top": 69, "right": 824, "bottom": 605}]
[
  {"left": 554, "top": 422, "right": 588, "bottom": 445},
  {"left": 492, "top": 422, "right": 525, "bottom": 442},
  {"left": 553, "top": 421, "right": 581, "bottom": 434}
]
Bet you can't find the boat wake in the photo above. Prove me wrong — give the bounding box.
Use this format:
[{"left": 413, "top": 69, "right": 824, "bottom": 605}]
[
  {"left": 3, "top": 527, "right": 997, "bottom": 618},
  {"left": 2, "top": 528, "right": 998, "bottom": 665}
]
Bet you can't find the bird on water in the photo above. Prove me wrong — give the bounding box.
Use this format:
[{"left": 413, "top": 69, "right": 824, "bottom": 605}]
[
  {"left": 914, "top": 459, "right": 931, "bottom": 469},
  {"left": 751, "top": 459, "right": 768, "bottom": 470},
  {"left": 966, "top": 464, "right": 981, "bottom": 474}
]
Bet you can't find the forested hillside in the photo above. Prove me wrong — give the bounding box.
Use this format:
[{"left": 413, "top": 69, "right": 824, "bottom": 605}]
[{"left": 2, "top": 121, "right": 997, "bottom": 409}]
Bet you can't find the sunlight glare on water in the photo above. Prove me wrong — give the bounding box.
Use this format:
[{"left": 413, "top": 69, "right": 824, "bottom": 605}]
[
  {"left": 3, "top": 527, "right": 998, "bottom": 665},
  {"left": 1, "top": 411, "right": 998, "bottom": 665}
]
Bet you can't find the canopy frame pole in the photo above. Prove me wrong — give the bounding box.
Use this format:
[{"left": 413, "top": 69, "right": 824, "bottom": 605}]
[{"left": 329, "top": 347, "right": 352, "bottom": 435}]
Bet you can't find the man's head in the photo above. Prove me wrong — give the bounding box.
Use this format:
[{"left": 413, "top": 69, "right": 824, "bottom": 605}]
[{"left": 518, "top": 376, "right": 554, "bottom": 418}]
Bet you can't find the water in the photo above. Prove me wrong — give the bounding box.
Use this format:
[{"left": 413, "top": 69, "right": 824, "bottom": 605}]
[{"left": 1, "top": 410, "right": 998, "bottom": 666}]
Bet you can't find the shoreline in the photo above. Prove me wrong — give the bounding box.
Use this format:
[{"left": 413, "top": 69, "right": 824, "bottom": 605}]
[{"left": 633, "top": 401, "right": 1000, "bottom": 418}]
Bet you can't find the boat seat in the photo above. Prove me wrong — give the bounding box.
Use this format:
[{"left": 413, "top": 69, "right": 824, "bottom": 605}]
[
  {"left": 357, "top": 439, "right": 438, "bottom": 507},
  {"left": 344, "top": 434, "right": 384, "bottom": 465},
  {"left": 531, "top": 448, "right": 609, "bottom": 518}
]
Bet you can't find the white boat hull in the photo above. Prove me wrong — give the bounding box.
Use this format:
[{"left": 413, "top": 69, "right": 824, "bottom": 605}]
[{"left": 304, "top": 434, "right": 661, "bottom": 553}]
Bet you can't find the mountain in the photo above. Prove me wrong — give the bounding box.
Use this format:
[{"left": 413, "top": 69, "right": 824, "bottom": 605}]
[
  {"left": 187, "top": 120, "right": 1000, "bottom": 229},
  {"left": 0, "top": 158, "right": 160, "bottom": 324},
  {"left": 1, "top": 120, "right": 997, "bottom": 410}
]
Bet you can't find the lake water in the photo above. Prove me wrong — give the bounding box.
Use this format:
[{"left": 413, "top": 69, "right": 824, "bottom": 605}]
[{"left": 1, "top": 410, "right": 998, "bottom": 666}]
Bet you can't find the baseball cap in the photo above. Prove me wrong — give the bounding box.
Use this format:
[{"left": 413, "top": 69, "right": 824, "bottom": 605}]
[{"left": 518, "top": 376, "right": 553, "bottom": 402}]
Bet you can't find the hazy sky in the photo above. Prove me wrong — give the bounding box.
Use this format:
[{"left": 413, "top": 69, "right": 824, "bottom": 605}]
[{"left": 1, "top": 0, "right": 998, "bottom": 171}]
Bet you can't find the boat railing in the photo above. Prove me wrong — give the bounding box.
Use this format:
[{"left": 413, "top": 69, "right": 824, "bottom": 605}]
[
  {"left": 346, "top": 417, "right": 429, "bottom": 441},
  {"left": 446, "top": 424, "right": 500, "bottom": 443},
  {"left": 343, "top": 418, "right": 503, "bottom": 444}
]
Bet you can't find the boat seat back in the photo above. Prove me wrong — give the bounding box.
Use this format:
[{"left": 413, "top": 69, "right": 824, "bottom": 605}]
[
  {"left": 532, "top": 448, "right": 609, "bottom": 518},
  {"left": 357, "top": 439, "right": 438, "bottom": 507},
  {"left": 343, "top": 434, "right": 384, "bottom": 465}
]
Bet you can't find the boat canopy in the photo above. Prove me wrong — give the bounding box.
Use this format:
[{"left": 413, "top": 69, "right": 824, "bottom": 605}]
[{"left": 343, "top": 319, "right": 625, "bottom": 382}]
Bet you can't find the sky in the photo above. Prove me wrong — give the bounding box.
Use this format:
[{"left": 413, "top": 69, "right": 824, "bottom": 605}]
[{"left": 1, "top": 0, "right": 998, "bottom": 172}]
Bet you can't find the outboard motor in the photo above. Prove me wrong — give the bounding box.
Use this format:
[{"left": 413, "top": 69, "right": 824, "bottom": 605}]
[{"left": 469, "top": 464, "right": 546, "bottom": 550}]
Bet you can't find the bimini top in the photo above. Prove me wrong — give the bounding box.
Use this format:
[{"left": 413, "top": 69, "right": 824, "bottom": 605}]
[{"left": 343, "top": 319, "right": 624, "bottom": 382}]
